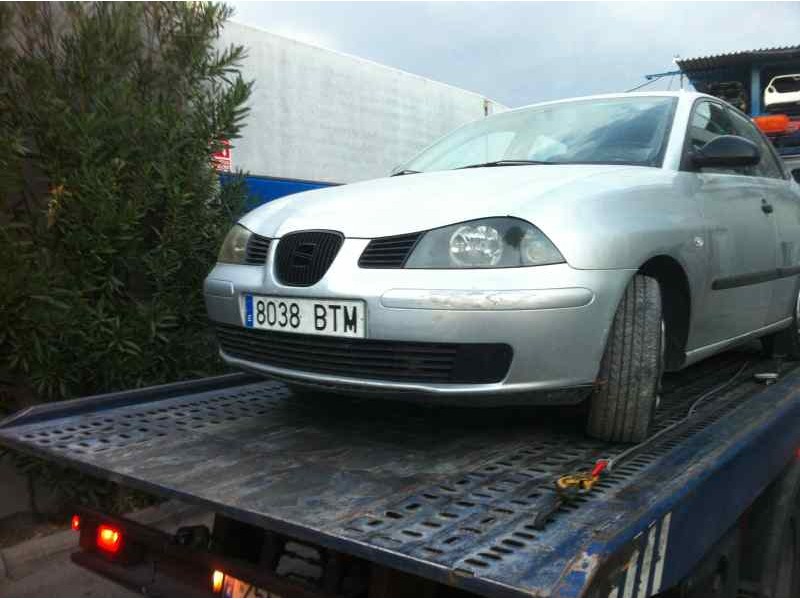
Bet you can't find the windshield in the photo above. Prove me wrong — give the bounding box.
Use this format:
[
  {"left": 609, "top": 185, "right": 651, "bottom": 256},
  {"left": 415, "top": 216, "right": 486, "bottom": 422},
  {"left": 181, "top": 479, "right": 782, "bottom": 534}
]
[{"left": 400, "top": 96, "right": 677, "bottom": 173}]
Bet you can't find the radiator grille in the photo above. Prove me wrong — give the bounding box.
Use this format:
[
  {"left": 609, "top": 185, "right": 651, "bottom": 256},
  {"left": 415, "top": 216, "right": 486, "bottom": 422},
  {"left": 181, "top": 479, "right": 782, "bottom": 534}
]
[
  {"left": 274, "top": 231, "right": 343, "bottom": 286},
  {"left": 215, "top": 324, "right": 512, "bottom": 384},
  {"left": 358, "top": 232, "right": 423, "bottom": 268}
]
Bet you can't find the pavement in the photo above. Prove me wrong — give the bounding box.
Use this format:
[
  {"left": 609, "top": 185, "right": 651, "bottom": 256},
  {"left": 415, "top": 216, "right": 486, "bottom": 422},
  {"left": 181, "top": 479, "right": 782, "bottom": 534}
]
[
  {"left": 0, "top": 550, "right": 132, "bottom": 597},
  {"left": 0, "top": 501, "right": 211, "bottom": 597}
]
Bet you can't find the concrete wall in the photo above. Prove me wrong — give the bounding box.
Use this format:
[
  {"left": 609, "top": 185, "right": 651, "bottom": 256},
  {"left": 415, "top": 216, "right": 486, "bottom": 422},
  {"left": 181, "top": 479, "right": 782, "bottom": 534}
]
[
  {"left": 0, "top": 456, "right": 61, "bottom": 520},
  {"left": 219, "top": 21, "right": 506, "bottom": 183},
  {"left": 0, "top": 457, "right": 29, "bottom": 519}
]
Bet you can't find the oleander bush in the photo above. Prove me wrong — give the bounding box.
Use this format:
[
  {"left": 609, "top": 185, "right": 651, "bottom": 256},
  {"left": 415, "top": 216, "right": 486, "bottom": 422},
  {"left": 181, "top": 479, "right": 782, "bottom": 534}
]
[
  {"left": 0, "top": 1, "right": 252, "bottom": 416},
  {"left": 0, "top": 1, "right": 253, "bottom": 516}
]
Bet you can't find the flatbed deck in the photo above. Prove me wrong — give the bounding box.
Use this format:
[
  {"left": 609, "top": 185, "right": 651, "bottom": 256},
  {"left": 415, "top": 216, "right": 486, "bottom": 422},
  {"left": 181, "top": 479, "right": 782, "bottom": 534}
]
[{"left": 2, "top": 349, "right": 800, "bottom": 596}]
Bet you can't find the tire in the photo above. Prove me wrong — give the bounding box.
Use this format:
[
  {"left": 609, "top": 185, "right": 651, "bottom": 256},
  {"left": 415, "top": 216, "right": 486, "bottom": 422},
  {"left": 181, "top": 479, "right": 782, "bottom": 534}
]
[
  {"left": 586, "top": 274, "right": 663, "bottom": 443},
  {"left": 762, "top": 281, "right": 800, "bottom": 360}
]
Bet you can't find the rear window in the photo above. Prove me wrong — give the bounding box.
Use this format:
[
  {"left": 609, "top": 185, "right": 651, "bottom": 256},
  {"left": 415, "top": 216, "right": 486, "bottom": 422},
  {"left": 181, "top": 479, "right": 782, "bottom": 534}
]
[{"left": 771, "top": 76, "right": 800, "bottom": 94}]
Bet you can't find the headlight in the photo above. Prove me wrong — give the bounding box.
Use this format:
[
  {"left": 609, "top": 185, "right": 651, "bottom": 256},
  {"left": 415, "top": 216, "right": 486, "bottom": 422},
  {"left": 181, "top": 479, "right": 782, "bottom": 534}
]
[
  {"left": 217, "top": 224, "right": 252, "bottom": 264},
  {"left": 405, "top": 217, "right": 564, "bottom": 268},
  {"left": 450, "top": 224, "right": 503, "bottom": 267}
]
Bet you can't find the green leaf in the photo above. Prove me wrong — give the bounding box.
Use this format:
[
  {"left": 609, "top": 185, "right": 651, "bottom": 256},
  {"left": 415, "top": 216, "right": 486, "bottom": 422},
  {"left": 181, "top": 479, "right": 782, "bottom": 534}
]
[{"left": 30, "top": 295, "right": 71, "bottom": 311}]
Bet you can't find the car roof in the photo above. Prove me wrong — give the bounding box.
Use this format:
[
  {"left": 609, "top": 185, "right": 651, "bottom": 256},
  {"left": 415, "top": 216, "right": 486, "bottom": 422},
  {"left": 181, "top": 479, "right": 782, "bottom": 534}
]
[{"left": 507, "top": 91, "right": 714, "bottom": 114}]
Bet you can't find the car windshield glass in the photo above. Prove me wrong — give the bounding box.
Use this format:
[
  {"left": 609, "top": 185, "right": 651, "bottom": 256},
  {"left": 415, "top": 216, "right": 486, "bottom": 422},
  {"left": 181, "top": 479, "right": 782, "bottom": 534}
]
[{"left": 399, "top": 96, "right": 677, "bottom": 173}]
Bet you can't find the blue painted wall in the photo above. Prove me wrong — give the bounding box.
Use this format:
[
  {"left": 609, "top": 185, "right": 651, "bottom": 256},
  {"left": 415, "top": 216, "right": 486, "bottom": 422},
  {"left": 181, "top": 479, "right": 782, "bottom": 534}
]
[{"left": 220, "top": 173, "right": 338, "bottom": 211}]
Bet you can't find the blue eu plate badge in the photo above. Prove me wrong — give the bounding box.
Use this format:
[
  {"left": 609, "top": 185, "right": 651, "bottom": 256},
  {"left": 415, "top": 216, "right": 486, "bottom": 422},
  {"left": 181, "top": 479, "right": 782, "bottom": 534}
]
[{"left": 244, "top": 295, "right": 254, "bottom": 328}]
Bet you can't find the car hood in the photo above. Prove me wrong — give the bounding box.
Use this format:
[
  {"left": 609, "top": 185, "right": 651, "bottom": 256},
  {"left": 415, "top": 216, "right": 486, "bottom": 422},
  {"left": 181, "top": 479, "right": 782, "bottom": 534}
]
[{"left": 240, "top": 165, "right": 643, "bottom": 238}]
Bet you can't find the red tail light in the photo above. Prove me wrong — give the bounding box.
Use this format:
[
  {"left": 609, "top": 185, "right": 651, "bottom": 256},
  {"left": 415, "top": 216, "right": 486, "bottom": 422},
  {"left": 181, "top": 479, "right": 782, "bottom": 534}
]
[
  {"left": 97, "top": 524, "right": 123, "bottom": 553},
  {"left": 71, "top": 514, "right": 81, "bottom": 531}
]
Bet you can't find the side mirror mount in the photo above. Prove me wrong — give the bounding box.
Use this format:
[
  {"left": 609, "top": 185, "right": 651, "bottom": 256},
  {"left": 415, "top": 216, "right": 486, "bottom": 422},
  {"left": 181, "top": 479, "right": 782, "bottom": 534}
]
[
  {"left": 691, "top": 135, "right": 761, "bottom": 169},
  {"left": 791, "top": 168, "right": 800, "bottom": 184}
]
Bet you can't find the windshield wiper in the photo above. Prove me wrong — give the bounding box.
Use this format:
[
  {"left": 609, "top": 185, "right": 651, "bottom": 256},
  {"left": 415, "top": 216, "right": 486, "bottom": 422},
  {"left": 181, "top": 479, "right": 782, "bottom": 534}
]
[
  {"left": 392, "top": 161, "right": 555, "bottom": 176},
  {"left": 455, "top": 160, "right": 558, "bottom": 169}
]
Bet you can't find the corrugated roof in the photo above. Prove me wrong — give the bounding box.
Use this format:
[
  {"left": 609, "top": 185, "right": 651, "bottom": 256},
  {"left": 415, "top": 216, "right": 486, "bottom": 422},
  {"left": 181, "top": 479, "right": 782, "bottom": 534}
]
[{"left": 676, "top": 45, "right": 800, "bottom": 72}]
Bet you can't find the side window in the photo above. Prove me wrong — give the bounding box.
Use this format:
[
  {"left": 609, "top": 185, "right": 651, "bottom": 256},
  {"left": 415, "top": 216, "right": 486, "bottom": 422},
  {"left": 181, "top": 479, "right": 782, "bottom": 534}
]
[
  {"left": 727, "top": 109, "right": 785, "bottom": 180},
  {"left": 686, "top": 101, "right": 741, "bottom": 175},
  {"left": 688, "top": 101, "right": 735, "bottom": 149}
]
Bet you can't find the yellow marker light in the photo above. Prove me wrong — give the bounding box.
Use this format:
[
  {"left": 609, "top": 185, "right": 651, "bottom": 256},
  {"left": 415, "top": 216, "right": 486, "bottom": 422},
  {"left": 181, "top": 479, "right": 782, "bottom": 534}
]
[{"left": 212, "top": 570, "right": 225, "bottom": 594}]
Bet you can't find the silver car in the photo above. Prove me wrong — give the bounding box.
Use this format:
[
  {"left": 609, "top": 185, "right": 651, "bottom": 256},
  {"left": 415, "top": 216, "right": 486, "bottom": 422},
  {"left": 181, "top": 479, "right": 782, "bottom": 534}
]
[{"left": 205, "top": 92, "right": 800, "bottom": 443}]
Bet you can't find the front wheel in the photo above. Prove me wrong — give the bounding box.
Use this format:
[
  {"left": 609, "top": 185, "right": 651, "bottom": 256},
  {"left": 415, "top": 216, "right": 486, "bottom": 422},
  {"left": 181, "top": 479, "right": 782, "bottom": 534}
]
[{"left": 586, "top": 274, "right": 663, "bottom": 443}]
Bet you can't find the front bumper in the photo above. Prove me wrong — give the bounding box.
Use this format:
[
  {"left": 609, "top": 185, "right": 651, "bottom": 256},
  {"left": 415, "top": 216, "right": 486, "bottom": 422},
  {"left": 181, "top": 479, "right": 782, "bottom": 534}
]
[{"left": 204, "top": 238, "right": 635, "bottom": 403}]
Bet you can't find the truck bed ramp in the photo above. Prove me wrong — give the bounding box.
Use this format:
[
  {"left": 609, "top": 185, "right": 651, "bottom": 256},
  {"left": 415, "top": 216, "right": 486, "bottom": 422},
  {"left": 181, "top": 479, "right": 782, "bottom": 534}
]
[{"left": 2, "top": 351, "right": 800, "bottom": 596}]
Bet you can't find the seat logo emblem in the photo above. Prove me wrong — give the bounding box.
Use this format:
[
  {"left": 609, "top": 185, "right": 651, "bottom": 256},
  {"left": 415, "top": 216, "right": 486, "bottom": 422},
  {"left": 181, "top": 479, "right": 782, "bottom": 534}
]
[{"left": 291, "top": 243, "right": 316, "bottom": 268}]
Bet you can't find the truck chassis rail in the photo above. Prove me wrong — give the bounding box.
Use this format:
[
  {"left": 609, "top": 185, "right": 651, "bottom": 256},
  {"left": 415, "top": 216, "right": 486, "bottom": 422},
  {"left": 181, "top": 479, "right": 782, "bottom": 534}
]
[{"left": 2, "top": 350, "right": 800, "bottom": 596}]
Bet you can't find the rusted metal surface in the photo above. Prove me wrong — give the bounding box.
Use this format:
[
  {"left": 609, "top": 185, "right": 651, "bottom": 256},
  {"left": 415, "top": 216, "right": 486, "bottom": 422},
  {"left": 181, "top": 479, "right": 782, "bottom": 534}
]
[{"left": 1, "top": 350, "right": 799, "bottom": 596}]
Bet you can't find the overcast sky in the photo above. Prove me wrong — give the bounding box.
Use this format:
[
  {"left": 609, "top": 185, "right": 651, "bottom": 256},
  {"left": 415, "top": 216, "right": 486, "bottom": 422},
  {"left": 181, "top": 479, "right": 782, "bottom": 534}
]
[{"left": 228, "top": 1, "right": 799, "bottom": 107}]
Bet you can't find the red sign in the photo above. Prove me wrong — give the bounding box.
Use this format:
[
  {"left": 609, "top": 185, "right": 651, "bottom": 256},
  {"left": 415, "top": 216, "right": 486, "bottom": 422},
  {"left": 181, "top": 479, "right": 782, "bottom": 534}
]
[{"left": 212, "top": 140, "right": 232, "bottom": 172}]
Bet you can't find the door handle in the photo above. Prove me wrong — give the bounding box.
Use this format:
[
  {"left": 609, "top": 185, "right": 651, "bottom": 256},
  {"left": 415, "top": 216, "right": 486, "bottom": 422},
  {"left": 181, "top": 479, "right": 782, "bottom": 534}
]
[{"left": 761, "top": 199, "right": 774, "bottom": 214}]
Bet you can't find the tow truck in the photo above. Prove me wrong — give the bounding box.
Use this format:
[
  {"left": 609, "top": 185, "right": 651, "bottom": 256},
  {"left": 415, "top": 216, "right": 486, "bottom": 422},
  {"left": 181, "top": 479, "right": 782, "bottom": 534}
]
[{"left": 2, "top": 343, "right": 800, "bottom": 597}]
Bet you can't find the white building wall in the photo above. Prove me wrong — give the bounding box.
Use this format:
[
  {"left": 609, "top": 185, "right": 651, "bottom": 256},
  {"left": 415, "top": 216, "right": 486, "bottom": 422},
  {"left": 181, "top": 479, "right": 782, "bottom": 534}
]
[{"left": 220, "top": 21, "right": 506, "bottom": 183}]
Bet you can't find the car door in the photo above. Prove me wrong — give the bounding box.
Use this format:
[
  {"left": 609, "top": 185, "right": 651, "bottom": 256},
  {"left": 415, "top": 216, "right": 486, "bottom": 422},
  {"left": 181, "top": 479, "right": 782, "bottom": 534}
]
[
  {"left": 728, "top": 107, "right": 800, "bottom": 324},
  {"left": 684, "top": 100, "right": 777, "bottom": 349}
]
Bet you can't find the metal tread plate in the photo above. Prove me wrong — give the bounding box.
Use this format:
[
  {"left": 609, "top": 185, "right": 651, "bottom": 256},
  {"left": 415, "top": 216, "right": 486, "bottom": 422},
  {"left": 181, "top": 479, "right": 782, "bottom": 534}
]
[{"left": 1, "top": 350, "right": 799, "bottom": 596}]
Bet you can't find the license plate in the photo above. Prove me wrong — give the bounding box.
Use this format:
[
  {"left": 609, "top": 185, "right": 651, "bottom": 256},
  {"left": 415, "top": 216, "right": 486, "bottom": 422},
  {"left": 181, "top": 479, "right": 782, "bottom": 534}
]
[
  {"left": 243, "top": 295, "right": 365, "bottom": 338},
  {"left": 222, "top": 574, "right": 280, "bottom": 598}
]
